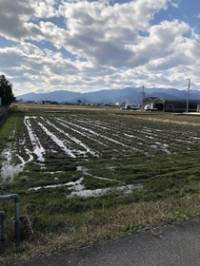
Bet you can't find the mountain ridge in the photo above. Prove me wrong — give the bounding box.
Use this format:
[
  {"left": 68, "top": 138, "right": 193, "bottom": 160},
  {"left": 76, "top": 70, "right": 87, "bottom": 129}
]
[{"left": 17, "top": 87, "right": 200, "bottom": 105}]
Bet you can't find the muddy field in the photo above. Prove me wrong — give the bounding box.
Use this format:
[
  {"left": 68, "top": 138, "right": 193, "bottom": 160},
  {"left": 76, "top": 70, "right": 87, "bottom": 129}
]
[
  {"left": 1, "top": 112, "right": 200, "bottom": 197},
  {"left": 2, "top": 110, "right": 200, "bottom": 263}
]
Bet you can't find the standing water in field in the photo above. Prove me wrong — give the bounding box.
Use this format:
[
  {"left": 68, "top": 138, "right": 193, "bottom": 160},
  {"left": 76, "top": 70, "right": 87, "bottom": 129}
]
[
  {"left": 0, "top": 128, "right": 26, "bottom": 182},
  {"left": 24, "top": 116, "right": 46, "bottom": 162},
  {"left": 1, "top": 146, "right": 25, "bottom": 182}
]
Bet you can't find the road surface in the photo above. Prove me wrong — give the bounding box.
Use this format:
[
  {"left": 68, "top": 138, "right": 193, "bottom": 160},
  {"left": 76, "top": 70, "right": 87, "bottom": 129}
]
[{"left": 18, "top": 219, "right": 200, "bottom": 266}]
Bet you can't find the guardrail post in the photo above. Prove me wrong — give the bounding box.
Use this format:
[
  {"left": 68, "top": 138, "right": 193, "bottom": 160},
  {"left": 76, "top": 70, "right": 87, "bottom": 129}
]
[
  {"left": 0, "top": 211, "right": 5, "bottom": 242},
  {"left": 0, "top": 194, "right": 20, "bottom": 244},
  {"left": 14, "top": 196, "right": 20, "bottom": 244}
]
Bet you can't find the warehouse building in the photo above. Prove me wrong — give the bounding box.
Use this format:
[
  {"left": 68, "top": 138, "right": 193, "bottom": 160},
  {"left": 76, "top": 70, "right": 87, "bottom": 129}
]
[{"left": 144, "top": 97, "right": 200, "bottom": 112}]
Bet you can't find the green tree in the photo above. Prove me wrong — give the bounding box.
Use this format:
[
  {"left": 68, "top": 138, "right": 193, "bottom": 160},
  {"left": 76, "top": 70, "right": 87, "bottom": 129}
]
[{"left": 0, "top": 75, "right": 15, "bottom": 105}]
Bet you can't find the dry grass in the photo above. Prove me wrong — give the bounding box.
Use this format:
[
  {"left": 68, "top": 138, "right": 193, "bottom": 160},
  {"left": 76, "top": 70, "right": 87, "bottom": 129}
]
[
  {"left": 12, "top": 103, "right": 119, "bottom": 113},
  {"left": 2, "top": 193, "right": 200, "bottom": 266},
  {"left": 113, "top": 113, "right": 200, "bottom": 127}
]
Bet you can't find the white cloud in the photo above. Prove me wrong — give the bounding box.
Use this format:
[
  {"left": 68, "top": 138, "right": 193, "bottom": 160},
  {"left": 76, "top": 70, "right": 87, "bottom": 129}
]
[
  {"left": 0, "top": 0, "right": 200, "bottom": 95},
  {"left": 32, "top": 0, "right": 58, "bottom": 18},
  {"left": 131, "top": 20, "right": 190, "bottom": 67},
  {"left": 58, "top": 0, "right": 170, "bottom": 65},
  {"left": 0, "top": 0, "right": 59, "bottom": 40},
  {"left": 0, "top": 0, "right": 33, "bottom": 40}
]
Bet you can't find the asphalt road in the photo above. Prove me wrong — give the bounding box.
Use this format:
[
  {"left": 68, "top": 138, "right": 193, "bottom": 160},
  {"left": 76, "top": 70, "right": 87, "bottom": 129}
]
[{"left": 18, "top": 219, "right": 200, "bottom": 266}]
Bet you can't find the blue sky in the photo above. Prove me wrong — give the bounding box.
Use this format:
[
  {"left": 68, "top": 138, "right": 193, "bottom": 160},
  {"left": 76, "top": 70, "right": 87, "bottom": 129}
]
[
  {"left": 154, "top": 1, "right": 200, "bottom": 29},
  {"left": 0, "top": 0, "right": 200, "bottom": 95}
]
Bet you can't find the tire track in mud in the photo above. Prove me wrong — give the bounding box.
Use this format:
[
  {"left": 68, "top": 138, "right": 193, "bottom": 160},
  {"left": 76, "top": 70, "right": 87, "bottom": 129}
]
[
  {"left": 68, "top": 118, "right": 165, "bottom": 154},
  {"left": 56, "top": 118, "right": 109, "bottom": 148},
  {"left": 37, "top": 121, "right": 76, "bottom": 158},
  {"left": 60, "top": 119, "right": 143, "bottom": 153},
  {"left": 44, "top": 118, "right": 97, "bottom": 157},
  {"left": 73, "top": 116, "right": 199, "bottom": 154},
  {"left": 24, "top": 116, "right": 46, "bottom": 162}
]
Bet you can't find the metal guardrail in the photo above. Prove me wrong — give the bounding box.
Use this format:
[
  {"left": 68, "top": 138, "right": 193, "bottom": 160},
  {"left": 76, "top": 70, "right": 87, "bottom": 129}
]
[{"left": 0, "top": 194, "right": 20, "bottom": 244}]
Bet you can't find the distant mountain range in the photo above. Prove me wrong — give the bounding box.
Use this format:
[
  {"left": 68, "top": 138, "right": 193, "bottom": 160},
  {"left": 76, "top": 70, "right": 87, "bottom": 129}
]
[{"left": 16, "top": 87, "right": 200, "bottom": 105}]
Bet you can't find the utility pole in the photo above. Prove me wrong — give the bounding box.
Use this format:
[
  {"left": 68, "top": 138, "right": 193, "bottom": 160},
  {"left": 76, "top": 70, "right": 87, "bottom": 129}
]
[
  {"left": 186, "top": 79, "right": 191, "bottom": 113},
  {"left": 141, "top": 85, "right": 145, "bottom": 111}
]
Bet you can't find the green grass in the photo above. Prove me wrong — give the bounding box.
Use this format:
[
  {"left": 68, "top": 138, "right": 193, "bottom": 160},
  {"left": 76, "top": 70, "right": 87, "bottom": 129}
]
[{"left": 0, "top": 114, "right": 18, "bottom": 139}]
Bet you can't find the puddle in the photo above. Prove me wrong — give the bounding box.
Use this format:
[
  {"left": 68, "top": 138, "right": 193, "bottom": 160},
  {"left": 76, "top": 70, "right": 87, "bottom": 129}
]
[{"left": 67, "top": 183, "right": 143, "bottom": 198}]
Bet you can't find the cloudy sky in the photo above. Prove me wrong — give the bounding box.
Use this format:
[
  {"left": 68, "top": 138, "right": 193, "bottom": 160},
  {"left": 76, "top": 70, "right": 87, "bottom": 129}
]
[{"left": 0, "top": 0, "right": 200, "bottom": 96}]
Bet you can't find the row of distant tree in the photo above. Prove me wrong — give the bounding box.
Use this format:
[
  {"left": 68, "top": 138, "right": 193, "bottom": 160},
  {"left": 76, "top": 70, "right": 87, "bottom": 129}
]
[{"left": 0, "top": 75, "right": 15, "bottom": 105}]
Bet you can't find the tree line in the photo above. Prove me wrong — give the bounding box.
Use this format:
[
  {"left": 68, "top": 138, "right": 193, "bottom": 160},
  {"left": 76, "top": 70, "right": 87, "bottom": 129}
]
[{"left": 0, "top": 75, "right": 15, "bottom": 105}]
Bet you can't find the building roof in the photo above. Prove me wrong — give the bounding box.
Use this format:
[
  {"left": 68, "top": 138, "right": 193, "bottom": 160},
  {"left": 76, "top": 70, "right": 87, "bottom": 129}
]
[{"left": 144, "top": 96, "right": 200, "bottom": 104}]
